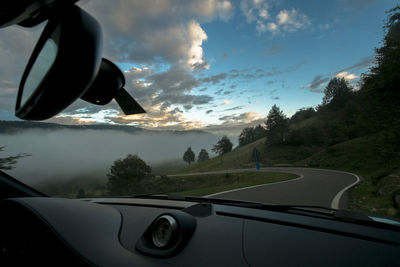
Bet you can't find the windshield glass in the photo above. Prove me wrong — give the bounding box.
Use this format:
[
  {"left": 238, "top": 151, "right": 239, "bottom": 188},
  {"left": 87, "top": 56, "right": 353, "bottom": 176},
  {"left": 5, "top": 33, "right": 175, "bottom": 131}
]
[{"left": 0, "top": 0, "right": 399, "bottom": 222}]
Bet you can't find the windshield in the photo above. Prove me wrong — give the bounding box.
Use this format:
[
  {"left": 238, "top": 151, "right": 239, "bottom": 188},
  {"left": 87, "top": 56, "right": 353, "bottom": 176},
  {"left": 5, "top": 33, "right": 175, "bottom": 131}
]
[{"left": 0, "top": 0, "right": 399, "bottom": 222}]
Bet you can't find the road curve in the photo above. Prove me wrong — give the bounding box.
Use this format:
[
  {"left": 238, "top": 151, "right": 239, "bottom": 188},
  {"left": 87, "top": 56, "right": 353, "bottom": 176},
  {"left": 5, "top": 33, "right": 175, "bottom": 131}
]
[{"left": 174, "top": 167, "right": 360, "bottom": 209}]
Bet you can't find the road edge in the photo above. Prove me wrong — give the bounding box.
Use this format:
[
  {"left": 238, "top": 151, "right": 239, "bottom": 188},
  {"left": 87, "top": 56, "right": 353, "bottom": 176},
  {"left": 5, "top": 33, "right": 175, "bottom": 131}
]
[
  {"left": 330, "top": 171, "right": 361, "bottom": 209},
  {"left": 204, "top": 173, "right": 304, "bottom": 198}
]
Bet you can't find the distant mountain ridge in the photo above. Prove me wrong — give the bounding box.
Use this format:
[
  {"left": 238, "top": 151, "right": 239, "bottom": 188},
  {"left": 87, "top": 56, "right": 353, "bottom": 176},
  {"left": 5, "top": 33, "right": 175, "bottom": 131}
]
[{"left": 0, "top": 120, "right": 209, "bottom": 135}]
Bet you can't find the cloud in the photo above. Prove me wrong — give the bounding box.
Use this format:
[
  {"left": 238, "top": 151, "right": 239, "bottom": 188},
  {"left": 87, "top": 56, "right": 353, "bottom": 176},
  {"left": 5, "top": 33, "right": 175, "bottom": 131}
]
[
  {"left": 222, "top": 99, "right": 232, "bottom": 105},
  {"left": 306, "top": 75, "right": 330, "bottom": 92},
  {"left": 203, "top": 111, "right": 265, "bottom": 136},
  {"left": 189, "top": 0, "right": 234, "bottom": 22},
  {"left": 273, "top": 9, "right": 310, "bottom": 33},
  {"left": 224, "top": 105, "right": 245, "bottom": 111},
  {"left": 187, "top": 20, "right": 210, "bottom": 70},
  {"left": 240, "top": 0, "right": 270, "bottom": 23},
  {"left": 219, "top": 111, "right": 262, "bottom": 122},
  {"left": 201, "top": 72, "right": 228, "bottom": 84},
  {"left": 263, "top": 45, "right": 282, "bottom": 56},
  {"left": 206, "top": 110, "right": 214, "bottom": 114},
  {"left": 82, "top": 0, "right": 232, "bottom": 66},
  {"left": 241, "top": 0, "right": 310, "bottom": 35},
  {"left": 215, "top": 89, "right": 223, "bottom": 95},
  {"left": 336, "top": 71, "right": 360, "bottom": 82},
  {"left": 337, "top": 55, "right": 374, "bottom": 73},
  {"left": 227, "top": 61, "right": 305, "bottom": 82},
  {"left": 183, "top": 104, "right": 193, "bottom": 111},
  {"left": 223, "top": 90, "right": 233, "bottom": 95}
]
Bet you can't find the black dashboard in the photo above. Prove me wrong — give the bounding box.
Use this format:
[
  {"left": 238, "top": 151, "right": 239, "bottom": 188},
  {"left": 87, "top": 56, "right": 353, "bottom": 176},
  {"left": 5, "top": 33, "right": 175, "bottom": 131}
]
[{"left": 1, "top": 197, "right": 399, "bottom": 266}]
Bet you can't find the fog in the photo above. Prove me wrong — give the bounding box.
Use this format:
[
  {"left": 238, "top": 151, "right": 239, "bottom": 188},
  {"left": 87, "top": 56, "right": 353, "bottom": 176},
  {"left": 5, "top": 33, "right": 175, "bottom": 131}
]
[{"left": 1, "top": 129, "right": 224, "bottom": 185}]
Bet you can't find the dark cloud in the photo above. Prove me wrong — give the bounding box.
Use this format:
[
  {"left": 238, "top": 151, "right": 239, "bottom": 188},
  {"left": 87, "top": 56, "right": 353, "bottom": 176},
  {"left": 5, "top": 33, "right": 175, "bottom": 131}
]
[
  {"left": 206, "top": 110, "right": 213, "bottom": 114},
  {"left": 269, "top": 89, "right": 278, "bottom": 95},
  {"left": 155, "top": 94, "right": 213, "bottom": 106},
  {"left": 227, "top": 61, "right": 306, "bottom": 81},
  {"left": 224, "top": 105, "right": 245, "bottom": 111},
  {"left": 260, "top": 61, "right": 306, "bottom": 78},
  {"left": 263, "top": 45, "right": 283, "bottom": 56},
  {"left": 307, "top": 74, "right": 330, "bottom": 92},
  {"left": 266, "top": 80, "right": 275, "bottom": 85},
  {"left": 126, "top": 65, "right": 215, "bottom": 110},
  {"left": 223, "top": 91, "right": 233, "bottom": 95},
  {"left": 270, "top": 96, "right": 280, "bottom": 100},
  {"left": 183, "top": 104, "right": 193, "bottom": 111},
  {"left": 337, "top": 55, "right": 374, "bottom": 73},
  {"left": 199, "top": 87, "right": 208, "bottom": 91},
  {"left": 201, "top": 72, "right": 228, "bottom": 84},
  {"left": 204, "top": 112, "right": 265, "bottom": 136},
  {"left": 230, "top": 84, "right": 237, "bottom": 89},
  {"left": 215, "top": 89, "right": 223, "bottom": 95}
]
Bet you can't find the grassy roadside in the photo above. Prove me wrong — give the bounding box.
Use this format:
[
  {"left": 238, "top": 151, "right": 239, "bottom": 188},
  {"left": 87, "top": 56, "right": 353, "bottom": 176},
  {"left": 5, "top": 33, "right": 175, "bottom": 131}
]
[
  {"left": 298, "top": 131, "right": 400, "bottom": 218},
  {"left": 170, "top": 171, "right": 298, "bottom": 196},
  {"left": 172, "top": 130, "right": 399, "bottom": 217}
]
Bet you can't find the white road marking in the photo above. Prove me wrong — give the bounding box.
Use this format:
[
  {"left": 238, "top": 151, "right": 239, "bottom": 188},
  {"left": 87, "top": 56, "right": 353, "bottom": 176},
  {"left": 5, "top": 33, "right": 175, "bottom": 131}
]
[
  {"left": 330, "top": 172, "right": 360, "bottom": 209},
  {"left": 205, "top": 174, "right": 304, "bottom": 198}
]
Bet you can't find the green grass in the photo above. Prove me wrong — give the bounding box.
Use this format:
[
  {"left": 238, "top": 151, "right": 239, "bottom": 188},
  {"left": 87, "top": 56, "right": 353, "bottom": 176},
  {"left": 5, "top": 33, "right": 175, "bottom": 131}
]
[
  {"left": 151, "top": 158, "right": 187, "bottom": 175},
  {"left": 170, "top": 171, "right": 298, "bottom": 196},
  {"left": 298, "top": 131, "right": 399, "bottom": 176},
  {"left": 174, "top": 138, "right": 268, "bottom": 174},
  {"left": 173, "top": 137, "right": 322, "bottom": 175},
  {"left": 297, "top": 131, "right": 400, "bottom": 217}
]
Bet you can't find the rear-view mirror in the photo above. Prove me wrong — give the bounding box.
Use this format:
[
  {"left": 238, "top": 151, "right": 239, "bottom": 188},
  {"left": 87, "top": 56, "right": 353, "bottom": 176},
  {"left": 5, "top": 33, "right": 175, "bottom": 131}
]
[{"left": 15, "top": 5, "right": 103, "bottom": 120}]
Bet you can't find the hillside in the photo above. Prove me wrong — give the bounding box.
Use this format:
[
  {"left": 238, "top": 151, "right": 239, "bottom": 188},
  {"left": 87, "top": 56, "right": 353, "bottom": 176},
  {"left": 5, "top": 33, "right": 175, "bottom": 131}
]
[
  {"left": 176, "top": 127, "right": 400, "bottom": 217},
  {"left": 175, "top": 138, "right": 266, "bottom": 173}
]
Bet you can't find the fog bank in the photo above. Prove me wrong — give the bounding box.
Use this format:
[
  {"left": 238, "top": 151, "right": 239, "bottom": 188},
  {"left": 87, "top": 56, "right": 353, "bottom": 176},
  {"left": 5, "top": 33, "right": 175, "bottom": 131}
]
[{"left": 1, "top": 129, "right": 223, "bottom": 185}]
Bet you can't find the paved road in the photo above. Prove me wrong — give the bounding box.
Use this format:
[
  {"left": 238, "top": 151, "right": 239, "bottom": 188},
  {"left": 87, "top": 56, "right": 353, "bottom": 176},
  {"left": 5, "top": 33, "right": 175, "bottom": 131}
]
[{"left": 172, "top": 167, "right": 360, "bottom": 209}]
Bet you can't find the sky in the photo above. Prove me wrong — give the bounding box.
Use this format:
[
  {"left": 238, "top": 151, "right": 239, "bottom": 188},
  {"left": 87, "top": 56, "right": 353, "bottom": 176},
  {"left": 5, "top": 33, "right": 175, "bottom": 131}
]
[{"left": 0, "top": 0, "right": 396, "bottom": 136}]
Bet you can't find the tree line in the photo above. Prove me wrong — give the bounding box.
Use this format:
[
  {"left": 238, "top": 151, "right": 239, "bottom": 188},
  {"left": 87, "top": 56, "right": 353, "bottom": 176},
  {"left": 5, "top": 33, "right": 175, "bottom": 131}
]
[{"left": 182, "top": 135, "right": 233, "bottom": 165}]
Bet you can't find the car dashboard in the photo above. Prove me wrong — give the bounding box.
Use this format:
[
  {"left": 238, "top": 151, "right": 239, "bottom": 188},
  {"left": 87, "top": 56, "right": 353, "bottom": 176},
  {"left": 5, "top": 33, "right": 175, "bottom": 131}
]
[{"left": 1, "top": 197, "right": 399, "bottom": 266}]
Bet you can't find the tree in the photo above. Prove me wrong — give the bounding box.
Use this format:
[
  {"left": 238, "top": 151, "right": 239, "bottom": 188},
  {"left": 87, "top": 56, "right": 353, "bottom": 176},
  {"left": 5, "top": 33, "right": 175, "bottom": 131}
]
[
  {"left": 253, "top": 124, "right": 267, "bottom": 140},
  {"left": 322, "top": 77, "right": 352, "bottom": 106},
  {"left": 363, "top": 5, "right": 400, "bottom": 96},
  {"left": 265, "top": 105, "right": 288, "bottom": 145},
  {"left": 183, "top": 147, "right": 195, "bottom": 165},
  {"left": 197, "top": 149, "right": 209, "bottom": 162},
  {"left": 239, "top": 125, "right": 267, "bottom": 147},
  {"left": 107, "top": 154, "right": 152, "bottom": 195},
  {"left": 212, "top": 136, "right": 233, "bottom": 156},
  {"left": 238, "top": 127, "right": 255, "bottom": 146},
  {"left": 290, "top": 107, "right": 316, "bottom": 124},
  {"left": 0, "top": 146, "right": 30, "bottom": 170}
]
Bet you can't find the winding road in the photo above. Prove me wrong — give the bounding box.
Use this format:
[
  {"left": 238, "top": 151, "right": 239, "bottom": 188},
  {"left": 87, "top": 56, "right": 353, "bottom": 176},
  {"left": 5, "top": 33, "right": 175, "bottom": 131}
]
[{"left": 172, "top": 167, "right": 361, "bottom": 209}]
